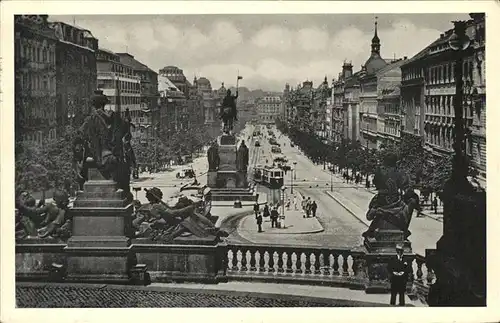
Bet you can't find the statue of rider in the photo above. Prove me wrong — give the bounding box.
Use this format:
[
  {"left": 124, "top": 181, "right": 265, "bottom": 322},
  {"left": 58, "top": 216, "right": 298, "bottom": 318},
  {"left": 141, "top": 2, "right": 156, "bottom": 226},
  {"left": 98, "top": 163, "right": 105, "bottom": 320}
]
[{"left": 220, "top": 89, "right": 238, "bottom": 133}]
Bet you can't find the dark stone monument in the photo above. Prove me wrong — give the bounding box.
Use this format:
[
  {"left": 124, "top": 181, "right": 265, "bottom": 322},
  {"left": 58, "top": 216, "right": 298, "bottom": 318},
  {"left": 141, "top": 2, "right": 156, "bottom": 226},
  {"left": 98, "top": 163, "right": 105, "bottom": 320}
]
[
  {"left": 64, "top": 164, "right": 143, "bottom": 283},
  {"left": 207, "top": 133, "right": 257, "bottom": 202}
]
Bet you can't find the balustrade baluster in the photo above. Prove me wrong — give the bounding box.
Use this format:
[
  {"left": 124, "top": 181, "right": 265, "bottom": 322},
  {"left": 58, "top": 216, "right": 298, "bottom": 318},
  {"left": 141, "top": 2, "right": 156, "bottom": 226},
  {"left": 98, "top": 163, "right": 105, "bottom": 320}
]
[
  {"left": 286, "top": 250, "right": 294, "bottom": 274},
  {"left": 332, "top": 254, "right": 340, "bottom": 275},
  {"left": 351, "top": 253, "right": 362, "bottom": 277},
  {"left": 249, "top": 248, "right": 257, "bottom": 272},
  {"left": 268, "top": 251, "right": 275, "bottom": 274},
  {"left": 258, "top": 249, "right": 266, "bottom": 273},
  {"left": 322, "top": 251, "right": 331, "bottom": 276},
  {"left": 313, "top": 251, "right": 322, "bottom": 275},
  {"left": 415, "top": 258, "right": 424, "bottom": 283},
  {"left": 304, "top": 251, "right": 312, "bottom": 275},
  {"left": 295, "top": 252, "right": 303, "bottom": 274},
  {"left": 231, "top": 248, "right": 239, "bottom": 272},
  {"left": 277, "top": 251, "right": 284, "bottom": 273},
  {"left": 240, "top": 248, "right": 248, "bottom": 272},
  {"left": 342, "top": 253, "right": 350, "bottom": 276}
]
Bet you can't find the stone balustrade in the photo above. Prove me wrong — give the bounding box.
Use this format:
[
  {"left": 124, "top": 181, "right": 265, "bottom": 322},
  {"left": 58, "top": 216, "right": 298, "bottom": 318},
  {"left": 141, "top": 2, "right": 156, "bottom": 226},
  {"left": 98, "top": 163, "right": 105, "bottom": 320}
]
[{"left": 226, "top": 243, "right": 366, "bottom": 289}]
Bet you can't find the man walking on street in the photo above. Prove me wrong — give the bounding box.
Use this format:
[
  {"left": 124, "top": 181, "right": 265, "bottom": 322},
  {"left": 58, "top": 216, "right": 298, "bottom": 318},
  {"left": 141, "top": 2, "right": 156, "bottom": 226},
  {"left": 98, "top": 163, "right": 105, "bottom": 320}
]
[
  {"left": 305, "top": 197, "right": 312, "bottom": 217},
  {"left": 311, "top": 201, "right": 317, "bottom": 217},
  {"left": 253, "top": 201, "right": 260, "bottom": 217},
  {"left": 256, "top": 212, "right": 263, "bottom": 233},
  {"left": 388, "top": 244, "right": 409, "bottom": 306},
  {"left": 270, "top": 206, "right": 279, "bottom": 228},
  {"left": 293, "top": 195, "right": 298, "bottom": 210},
  {"left": 433, "top": 196, "right": 438, "bottom": 214}
]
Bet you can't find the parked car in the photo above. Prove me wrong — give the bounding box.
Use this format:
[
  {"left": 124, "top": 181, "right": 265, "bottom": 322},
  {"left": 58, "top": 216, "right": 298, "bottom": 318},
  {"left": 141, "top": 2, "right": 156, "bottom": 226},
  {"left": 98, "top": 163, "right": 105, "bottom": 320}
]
[{"left": 176, "top": 168, "right": 195, "bottom": 179}]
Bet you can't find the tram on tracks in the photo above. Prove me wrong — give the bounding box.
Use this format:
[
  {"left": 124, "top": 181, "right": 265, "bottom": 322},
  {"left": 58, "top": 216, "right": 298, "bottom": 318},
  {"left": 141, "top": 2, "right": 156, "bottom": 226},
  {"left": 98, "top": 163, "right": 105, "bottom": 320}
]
[{"left": 252, "top": 165, "right": 284, "bottom": 189}]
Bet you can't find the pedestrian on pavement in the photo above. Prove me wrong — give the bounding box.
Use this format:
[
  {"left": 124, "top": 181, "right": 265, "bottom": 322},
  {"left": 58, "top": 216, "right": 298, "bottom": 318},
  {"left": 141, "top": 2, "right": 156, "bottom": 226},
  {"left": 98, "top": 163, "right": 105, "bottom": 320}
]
[
  {"left": 388, "top": 244, "right": 409, "bottom": 306},
  {"left": 253, "top": 201, "right": 260, "bottom": 218},
  {"left": 311, "top": 201, "right": 317, "bottom": 217},
  {"left": 286, "top": 198, "right": 291, "bottom": 210},
  {"left": 305, "top": 197, "right": 312, "bottom": 217},
  {"left": 256, "top": 212, "right": 263, "bottom": 233},
  {"left": 263, "top": 203, "right": 270, "bottom": 218},
  {"left": 301, "top": 197, "right": 307, "bottom": 214},
  {"left": 270, "top": 207, "right": 279, "bottom": 228},
  {"left": 433, "top": 196, "right": 438, "bottom": 214}
]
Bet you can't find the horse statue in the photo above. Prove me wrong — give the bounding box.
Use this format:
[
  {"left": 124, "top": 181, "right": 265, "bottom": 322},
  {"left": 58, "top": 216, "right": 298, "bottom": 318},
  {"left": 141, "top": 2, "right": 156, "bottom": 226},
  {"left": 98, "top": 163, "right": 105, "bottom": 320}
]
[{"left": 219, "top": 89, "right": 238, "bottom": 134}]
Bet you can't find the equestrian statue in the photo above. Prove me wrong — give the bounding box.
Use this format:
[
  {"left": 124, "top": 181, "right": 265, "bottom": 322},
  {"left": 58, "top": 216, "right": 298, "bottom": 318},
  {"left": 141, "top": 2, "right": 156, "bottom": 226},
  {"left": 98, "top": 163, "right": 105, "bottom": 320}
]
[{"left": 219, "top": 74, "right": 242, "bottom": 134}]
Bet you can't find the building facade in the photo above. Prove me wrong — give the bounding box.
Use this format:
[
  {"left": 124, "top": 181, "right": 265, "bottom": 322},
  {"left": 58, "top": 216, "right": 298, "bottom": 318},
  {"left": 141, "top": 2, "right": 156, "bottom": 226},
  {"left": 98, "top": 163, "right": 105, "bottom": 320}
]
[
  {"left": 332, "top": 70, "right": 346, "bottom": 143},
  {"left": 49, "top": 21, "right": 98, "bottom": 133},
  {"left": 377, "top": 87, "right": 402, "bottom": 146},
  {"left": 15, "top": 15, "right": 58, "bottom": 144},
  {"left": 96, "top": 48, "right": 141, "bottom": 114},
  {"left": 312, "top": 77, "right": 331, "bottom": 138},
  {"left": 159, "top": 66, "right": 189, "bottom": 97},
  {"left": 116, "top": 53, "right": 159, "bottom": 144},
  {"left": 257, "top": 95, "right": 282, "bottom": 124}
]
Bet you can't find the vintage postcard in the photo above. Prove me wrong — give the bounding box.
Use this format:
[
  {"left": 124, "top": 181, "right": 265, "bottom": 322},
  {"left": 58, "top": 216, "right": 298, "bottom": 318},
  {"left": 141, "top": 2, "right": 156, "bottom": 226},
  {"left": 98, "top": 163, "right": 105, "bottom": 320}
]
[{"left": 1, "top": 1, "right": 499, "bottom": 323}]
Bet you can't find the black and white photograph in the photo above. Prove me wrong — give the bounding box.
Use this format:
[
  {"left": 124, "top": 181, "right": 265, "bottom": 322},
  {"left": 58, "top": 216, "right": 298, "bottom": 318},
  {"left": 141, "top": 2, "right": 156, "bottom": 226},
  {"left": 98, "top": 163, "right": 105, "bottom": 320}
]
[{"left": 1, "top": 1, "right": 499, "bottom": 322}]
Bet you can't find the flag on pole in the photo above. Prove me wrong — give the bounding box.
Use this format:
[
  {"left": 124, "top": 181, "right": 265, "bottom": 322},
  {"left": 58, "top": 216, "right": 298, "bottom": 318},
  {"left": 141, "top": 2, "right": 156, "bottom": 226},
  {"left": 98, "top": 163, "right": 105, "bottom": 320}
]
[{"left": 237, "top": 76, "right": 243, "bottom": 80}]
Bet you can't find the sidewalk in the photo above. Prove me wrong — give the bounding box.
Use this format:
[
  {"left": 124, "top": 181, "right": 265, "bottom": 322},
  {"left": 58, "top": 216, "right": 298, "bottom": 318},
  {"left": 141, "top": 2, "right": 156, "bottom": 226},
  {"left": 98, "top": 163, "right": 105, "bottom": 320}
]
[{"left": 237, "top": 210, "right": 324, "bottom": 243}]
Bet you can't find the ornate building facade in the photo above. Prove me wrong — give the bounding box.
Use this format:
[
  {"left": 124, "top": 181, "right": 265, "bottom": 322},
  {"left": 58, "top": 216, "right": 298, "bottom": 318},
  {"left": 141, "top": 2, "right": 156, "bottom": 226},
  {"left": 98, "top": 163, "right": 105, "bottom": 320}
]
[
  {"left": 257, "top": 95, "right": 282, "bottom": 124},
  {"left": 15, "top": 15, "right": 59, "bottom": 144}
]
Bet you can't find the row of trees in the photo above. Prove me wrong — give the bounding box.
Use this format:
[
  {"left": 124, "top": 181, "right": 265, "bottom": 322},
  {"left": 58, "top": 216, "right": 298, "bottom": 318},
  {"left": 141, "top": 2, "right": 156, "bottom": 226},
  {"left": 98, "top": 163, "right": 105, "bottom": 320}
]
[
  {"left": 276, "top": 119, "right": 470, "bottom": 197},
  {"left": 15, "top": 121, "right": 217, "bottom": 195}
]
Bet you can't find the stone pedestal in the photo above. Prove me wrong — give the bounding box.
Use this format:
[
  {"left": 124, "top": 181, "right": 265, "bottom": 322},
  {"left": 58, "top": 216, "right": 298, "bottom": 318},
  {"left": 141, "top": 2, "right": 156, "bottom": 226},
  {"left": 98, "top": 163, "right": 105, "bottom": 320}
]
[
  {"left": 132, "top": 236, "right": 228, "bottom": 284},
  {"left": 363, "top": 230, "right": 415, "bottom": 293},
  {"left": 64, "top": 168, "right": 139, "bottom": 284}
]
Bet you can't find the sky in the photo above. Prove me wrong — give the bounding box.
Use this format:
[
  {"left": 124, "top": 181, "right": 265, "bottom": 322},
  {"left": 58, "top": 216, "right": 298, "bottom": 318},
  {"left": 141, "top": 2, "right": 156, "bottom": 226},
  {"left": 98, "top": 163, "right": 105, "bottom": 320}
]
[{"left": 53, "top": 13, "right": 470, "bottom": 92}]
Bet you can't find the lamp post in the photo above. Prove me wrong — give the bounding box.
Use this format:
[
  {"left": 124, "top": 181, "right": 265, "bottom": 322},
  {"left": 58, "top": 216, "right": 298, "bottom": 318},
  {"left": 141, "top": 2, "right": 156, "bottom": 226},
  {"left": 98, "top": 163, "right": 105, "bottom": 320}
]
[
  {"left": 290, "top": 164, "right": 294, "bottom": 194},
  {"left": 280, "top": 186, "right": 286, "bottom": 228},
  {"left": 293, "top": 161, "right": 297, "bottom": 180}
]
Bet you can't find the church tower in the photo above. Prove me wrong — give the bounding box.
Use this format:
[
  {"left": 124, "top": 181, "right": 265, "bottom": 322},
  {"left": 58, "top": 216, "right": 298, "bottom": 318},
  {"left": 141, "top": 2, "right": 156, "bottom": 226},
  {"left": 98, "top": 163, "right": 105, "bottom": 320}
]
[{"left": 371, "top": 16, "right": 381, "bottom": 55}]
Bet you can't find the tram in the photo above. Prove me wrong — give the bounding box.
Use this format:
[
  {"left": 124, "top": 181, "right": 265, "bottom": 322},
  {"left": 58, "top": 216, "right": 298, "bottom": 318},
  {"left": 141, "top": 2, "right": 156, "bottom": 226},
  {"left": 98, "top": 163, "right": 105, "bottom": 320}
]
[{"left": 252, "top": 166, "right": 284, "bottom": 189}]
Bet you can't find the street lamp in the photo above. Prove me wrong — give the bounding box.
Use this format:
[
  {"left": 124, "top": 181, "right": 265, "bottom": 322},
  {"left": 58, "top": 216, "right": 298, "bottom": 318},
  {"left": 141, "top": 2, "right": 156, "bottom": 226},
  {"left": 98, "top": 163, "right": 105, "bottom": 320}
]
[
  {"left": 290, "top": 164, "right": 294, "bottom": 194},
  {"left": 280, "top": 186, "right": 286, "bottom": 228},
  {"left": 293, "top": 161, "right": 297, "bottom": 180}
]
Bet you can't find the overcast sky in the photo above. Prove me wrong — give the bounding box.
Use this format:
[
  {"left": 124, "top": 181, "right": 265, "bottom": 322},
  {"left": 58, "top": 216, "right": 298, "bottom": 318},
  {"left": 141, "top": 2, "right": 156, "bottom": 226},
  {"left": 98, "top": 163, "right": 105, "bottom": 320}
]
[{"left": 53, "top": 13, "right": 470, "bottom": 92}]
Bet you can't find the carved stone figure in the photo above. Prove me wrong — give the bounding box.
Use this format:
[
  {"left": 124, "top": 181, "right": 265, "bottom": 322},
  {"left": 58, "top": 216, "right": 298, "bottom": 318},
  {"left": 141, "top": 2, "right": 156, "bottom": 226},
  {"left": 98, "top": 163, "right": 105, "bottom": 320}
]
[
  {"left": 362, "top": 153, "right": 419, "bottom": 239},
  {"left": 15, "top": 189, "right": 72, "bottom": 241},
  {"left": 133, "top": 187, "right": 228, "bottom": 242},
  {"left": 73, "top": 90, "right": 134, "bottom": 192},
  {"left": 207, "top": 141, "right": 220, "bottom": 171},
  {"left": 236, "top": 140, "right": 249, "bottom": 172},
  {"left": 219, "top": 89, "right": 238, "bottom": 134}
]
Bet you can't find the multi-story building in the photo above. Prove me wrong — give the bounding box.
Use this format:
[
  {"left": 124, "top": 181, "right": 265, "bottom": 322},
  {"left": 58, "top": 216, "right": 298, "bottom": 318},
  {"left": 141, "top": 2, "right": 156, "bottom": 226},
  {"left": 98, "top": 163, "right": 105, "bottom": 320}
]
[
  {"left": 257, "top": 95, "right": 282, "bottom": 124},
  {"left": 15, "top": 15, "right": 58, "bottom": 144},
  {"left": 116, "top": 53, "right": 159, "bottom": 143},
  {"left": 343, "top": 70, "right": 361, "bottom": 142},
  {"left": 332, "top": 69, "right": 346, "bottom": 143},
  {"left": 420, "top": 14, "right": 485, "bottom": 183},
  {"left": 312, "top": 77, "right": 331, "bottom": 138},
  {"left": 400, "top": 13, "right": 485, "bottom": 184},
  {"left": 359, "top": 19, "right": 406, "bottom": 149},
  {"left": 377, "top": 86, "right": 402, "bottom": 146},
  {"left": 282, "top": 83, "right": 291, "bottom": 122},
  {"left": 159, "top": 66, "right": 189, "bottom": 97},
  {"left": 290, "top": 80, "right": 314, "bottom": 132},
  {"left": 49, "top": 21, "right": 98, "bottom": 131},
  {"left": 158, "top": 75, "right": 187, "bottom": 134},
  {"left": 96, "top": 48, "right": 141, "bottom": 115}
]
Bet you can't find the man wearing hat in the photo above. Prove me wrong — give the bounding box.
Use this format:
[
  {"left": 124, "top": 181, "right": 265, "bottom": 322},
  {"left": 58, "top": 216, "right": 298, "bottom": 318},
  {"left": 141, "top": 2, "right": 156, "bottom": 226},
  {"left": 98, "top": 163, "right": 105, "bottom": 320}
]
[{"left": 388, "top": 244, "right": 410, "bottom": 306}]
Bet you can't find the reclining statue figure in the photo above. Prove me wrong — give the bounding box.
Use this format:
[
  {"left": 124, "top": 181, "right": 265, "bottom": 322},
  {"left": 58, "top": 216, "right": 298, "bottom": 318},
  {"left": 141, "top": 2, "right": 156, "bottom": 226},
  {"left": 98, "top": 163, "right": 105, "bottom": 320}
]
[
  {"left": 132, "top": 187, "right": 228, "bottom": 242},
  {"left": 362, "top": 153, "right": 420, "bottom": 240},
  {"left": 15, "top": 189, "right": 72, "bottom": 241}
]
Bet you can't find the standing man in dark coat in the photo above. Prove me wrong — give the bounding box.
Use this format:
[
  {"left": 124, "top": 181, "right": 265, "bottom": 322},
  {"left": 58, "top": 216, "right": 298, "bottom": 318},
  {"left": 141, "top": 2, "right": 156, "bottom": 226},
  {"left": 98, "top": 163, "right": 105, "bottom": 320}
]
[
  {"left": 263, "top": 203, "right": 270, "bottom": 218},
  {"left": 270, "top": 206, "right": 279, "bottom": 228},
  {"left": 256, "top": 212, "right": 263, "bottom": 233},
  {"left": 311, "top": 201, "right": 318, "bottom": 217},
  {"left": 388, "top": 244, "right": 410, "bottom": 306},
  {"left": 253, "top": 201, "right": 260, "bottom": 217}
]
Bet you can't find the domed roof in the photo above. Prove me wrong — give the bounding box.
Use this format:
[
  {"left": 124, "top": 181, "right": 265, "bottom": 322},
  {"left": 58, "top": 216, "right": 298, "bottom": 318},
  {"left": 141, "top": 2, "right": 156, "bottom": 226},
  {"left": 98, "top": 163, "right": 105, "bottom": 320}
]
[
  {"left": 197, "top": 77, "right": 211, "bottom": 86},
  {"left": 364, "top": 54, "right": 387, "bottom": 74}
]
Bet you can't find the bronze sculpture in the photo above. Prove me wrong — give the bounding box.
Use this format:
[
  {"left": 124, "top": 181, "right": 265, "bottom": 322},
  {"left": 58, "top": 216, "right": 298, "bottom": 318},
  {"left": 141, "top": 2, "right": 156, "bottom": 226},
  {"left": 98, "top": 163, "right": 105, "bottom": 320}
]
[
  {"left": 207, "top": 140, "right": 220, "bottom": 172},
  {"left": 236, "top": 140, "right": 249, "bottom": 172}
]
